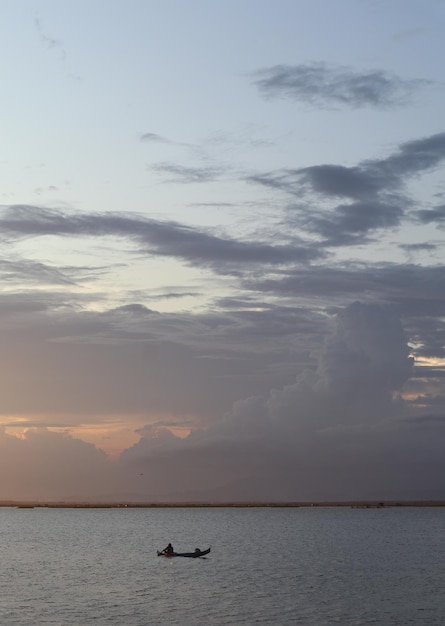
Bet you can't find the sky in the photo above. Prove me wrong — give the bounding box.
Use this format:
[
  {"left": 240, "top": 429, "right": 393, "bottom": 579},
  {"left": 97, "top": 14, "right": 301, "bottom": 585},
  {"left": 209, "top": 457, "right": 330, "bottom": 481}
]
[{"left": 1, "top": 0, "right": 445, "bottom": 502}]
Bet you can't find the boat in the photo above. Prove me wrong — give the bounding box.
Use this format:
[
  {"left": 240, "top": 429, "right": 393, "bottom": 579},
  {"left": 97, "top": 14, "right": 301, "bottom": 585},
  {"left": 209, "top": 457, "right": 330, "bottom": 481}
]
[{"left": 157, "top": 547, "right": 211, "bottom": 558}]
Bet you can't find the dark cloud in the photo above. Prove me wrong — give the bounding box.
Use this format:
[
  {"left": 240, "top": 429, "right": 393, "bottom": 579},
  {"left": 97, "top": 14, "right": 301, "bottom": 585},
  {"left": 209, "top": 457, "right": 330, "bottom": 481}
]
[
  {"left": 399, "top": 242, "right": 438, "bottom": 252},
  {"left": 0, "top": 205, "right": 324, "bottom": 269},
  {"left": 245, "top": 263, "right": 445, "bottom": 365},
  {"left": 0, "top": 292, "right": 320, "bottom": 423},
  {"left": 406, "top": 412, "right": 445, "bottom": 425},
  {"left": 215, "top": 296, "right": 274, "bottom": 310},
  {"left": 153, "top": 291, "right": 201, "bottom": 300},
  {"left": 293, "top": 164, "right": 385, "bottom": 199},
  {"left": 415, "top": 204, "right": 445, "bottom": 225},
  {"left": 246, "top": 262, "right": 445, "bottom": 305},
  {"left": 382, "top": 133, "right": 445, "bottom": 178},
  {"left": 257, "top": 133, "right": 445, "bottom": 201},
  {"left": 107, "top": 304, "right": 157, "bottom": 316},
  {"left": 253, "top": 62, "right": 429, "bottom": 109},
  {"left": 248, "top": 132, "right": 445, "bottom": 245},
  {"left": 404, "top": 316, "right": 445, "bottom": 360},
  {"left": 301, "top": 200, "right": 403, "bottom": 243}
]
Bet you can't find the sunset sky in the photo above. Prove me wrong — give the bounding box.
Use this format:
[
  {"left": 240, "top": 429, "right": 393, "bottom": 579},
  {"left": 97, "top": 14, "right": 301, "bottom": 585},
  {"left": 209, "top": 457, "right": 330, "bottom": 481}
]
[{"left": 1, "top": 0, "right": 445, "bottom": 502}]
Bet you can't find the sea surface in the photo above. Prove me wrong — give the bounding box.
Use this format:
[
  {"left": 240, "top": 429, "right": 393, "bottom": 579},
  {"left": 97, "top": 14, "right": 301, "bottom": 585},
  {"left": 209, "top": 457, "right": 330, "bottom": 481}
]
[{"left": 0, "top": 505, "right": 444, "bottom": 625}]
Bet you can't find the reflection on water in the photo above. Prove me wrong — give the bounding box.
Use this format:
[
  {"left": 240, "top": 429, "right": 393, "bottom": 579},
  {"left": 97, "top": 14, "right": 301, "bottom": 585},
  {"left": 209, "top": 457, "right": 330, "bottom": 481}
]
[{"left": 0, "top": 506, "right": 444, "bottom": 624}]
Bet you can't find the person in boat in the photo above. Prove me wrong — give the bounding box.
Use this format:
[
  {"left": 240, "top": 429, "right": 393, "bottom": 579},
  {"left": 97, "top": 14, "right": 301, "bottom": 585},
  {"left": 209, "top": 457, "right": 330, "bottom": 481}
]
[{"left": 162, "top": 543, "right": 174, "bottom": 556}]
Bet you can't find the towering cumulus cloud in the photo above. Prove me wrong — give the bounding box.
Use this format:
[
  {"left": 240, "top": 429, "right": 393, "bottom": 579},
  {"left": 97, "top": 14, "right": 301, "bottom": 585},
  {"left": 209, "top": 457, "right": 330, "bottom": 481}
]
[
  {"left": 311, "top": 302, "right": 413, "bottom": 420},
  {"left": 119, "top": 302, "right": 426, "bottom": 501},
  {"left": 223, "top": 302, "right": 412, "bottom": 438}
]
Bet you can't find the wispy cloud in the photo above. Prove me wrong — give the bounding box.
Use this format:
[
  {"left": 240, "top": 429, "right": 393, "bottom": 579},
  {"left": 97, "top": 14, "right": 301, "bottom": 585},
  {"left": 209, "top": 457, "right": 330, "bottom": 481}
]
[
  {"left": 34, "top": 17, "right": 67, "bottom": 61},
  {"left": 0, "top": 205, "right": 324, "bottom": 270},
  {"left": 150, "top": 161, "right": 225, "bottom": 183},
  {"left": 0, "top": 258, "right": 76, "bottom": 286},
  {"left": 252, "top": 62, "right": 430, "bottom": 109},
  {"left": 139, "top": 132, "right": 170, "bottom": 143}
]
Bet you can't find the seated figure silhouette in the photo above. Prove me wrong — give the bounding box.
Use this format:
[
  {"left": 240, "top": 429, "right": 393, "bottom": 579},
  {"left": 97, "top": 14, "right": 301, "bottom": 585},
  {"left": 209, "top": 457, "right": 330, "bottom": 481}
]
[{"left": 163, "top": 543, "right": 174, "bottom": 556}]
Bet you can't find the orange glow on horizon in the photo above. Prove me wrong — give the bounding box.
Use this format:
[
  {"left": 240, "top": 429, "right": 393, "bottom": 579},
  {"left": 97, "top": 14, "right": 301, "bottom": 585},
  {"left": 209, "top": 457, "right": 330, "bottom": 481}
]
[
  {"left": 414, "top": 356, "right": 445, "bottom": 369},
  {"left": 1, "top": 416, "right": 194, "bottom": 460},
  {"left": 168, "top": 425, "right": 191, "bottom": 439}
]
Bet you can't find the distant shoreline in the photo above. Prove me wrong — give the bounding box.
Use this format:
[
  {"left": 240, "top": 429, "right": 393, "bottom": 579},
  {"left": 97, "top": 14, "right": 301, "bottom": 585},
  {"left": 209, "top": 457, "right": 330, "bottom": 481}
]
[{"left": 3, "top": 500, "right": 445, "bottom": 508}]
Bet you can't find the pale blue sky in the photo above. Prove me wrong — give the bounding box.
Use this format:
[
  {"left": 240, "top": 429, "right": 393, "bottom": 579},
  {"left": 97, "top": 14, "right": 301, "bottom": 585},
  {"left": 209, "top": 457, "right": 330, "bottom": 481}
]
[
  {"left": 1, "top": 1, "right": 445, "bottom": 501},
  {"left": 3, "top": 1, "right": 444, "bottom": 214}
]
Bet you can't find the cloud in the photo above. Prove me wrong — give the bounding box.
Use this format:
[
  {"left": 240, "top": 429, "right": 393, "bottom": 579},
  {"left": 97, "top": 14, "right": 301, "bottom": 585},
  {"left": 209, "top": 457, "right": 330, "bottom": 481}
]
[
  {"left": 0, "top": 258, "right": 77, "bottom": 286},
  {"left": 292, "top": 164, "right": 386, "bottom": 199},
  {"left": 139, "top": 133, "right": 170, "bottom": 143},
  {"left": 1, "top": 207, "right": 444, "bottom": 398},
  {"left": 34, "top": 17, "right": 67, "bottom": 62},
  {"left": 244, "top": 261, "right": 445, "bottom": 359},
  {"left": 117, "top": 302, "right": 445, "bottom": 501},
  {"left": 3, "top": 133, "right": 444, "bottom": 275},
  {"left": 253, "top": 62, "right": 429, "bottom": 109},
  {"left": 415, "top": 204, "right": 445, "bottom": 225},
  {"left": 0, "top": 428, "right": 118, "bottom": 501},
  {"left": 107, "top": 303, "right": 157, "bottom": 316},
  {"left": 151, "top": 291, "right": 201, "bottom": 300},
  {"left": 248, "top": 132, "right": 445, "bottom": 244},
  {"left": 300, "top": 200, "right": 403, "bottom": 244},
  {"left": 248, "top": 262, "right": 445, "bottom": 374},
  {"left": 246, "top": 262, "right": 445, "bottom": 307},
  {"left": 0, "top": 125, "right": 444, "bottom": 502},
  {"left": 399, "top": 242, "right": 438, "bottom": 252},
  {"left": 150, "top": 162, "right": 225, "bottom": 183},
  {"left": 314, "top": 301, "right": 413, "bottom": 399},
  {"left": 0, "top": 301, "right": 444, "bottom": 501},
  {"left": 0, "top": 293, "right": 323, "bottom": 426},
  {"left": 382, "top": 133, "right": 445, "bottom": 179},
  {"left": 251, "top": 133, "right": 445, "bottom": 200},
  {"left": 0, "top": 205, "right": 324, "bottom": 269}
]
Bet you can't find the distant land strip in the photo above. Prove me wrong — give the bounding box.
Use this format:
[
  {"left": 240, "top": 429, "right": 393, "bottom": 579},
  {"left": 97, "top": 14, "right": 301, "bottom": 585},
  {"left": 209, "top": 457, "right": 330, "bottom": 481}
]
[{"left": 2, "top": 501, "right": 445, "bottom": 508}]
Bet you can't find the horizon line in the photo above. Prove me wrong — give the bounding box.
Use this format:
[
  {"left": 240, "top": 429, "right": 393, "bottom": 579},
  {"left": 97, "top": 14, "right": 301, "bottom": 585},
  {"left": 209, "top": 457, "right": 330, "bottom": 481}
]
[{"left": 4, "top": 500, "right": 445, "bottom": 509}]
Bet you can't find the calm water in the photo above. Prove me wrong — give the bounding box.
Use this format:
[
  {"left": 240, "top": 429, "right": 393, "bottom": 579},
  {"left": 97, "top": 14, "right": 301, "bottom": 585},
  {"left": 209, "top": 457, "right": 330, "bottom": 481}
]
[{"left": 0, "top": 506, "right": 444, "bottom": 625}]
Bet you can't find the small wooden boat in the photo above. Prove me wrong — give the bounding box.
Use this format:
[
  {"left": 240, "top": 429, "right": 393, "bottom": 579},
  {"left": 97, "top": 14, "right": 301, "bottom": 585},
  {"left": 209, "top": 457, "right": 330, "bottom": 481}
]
[{"left": 157, "top": 547, "right": 211, "bottom": 558}]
